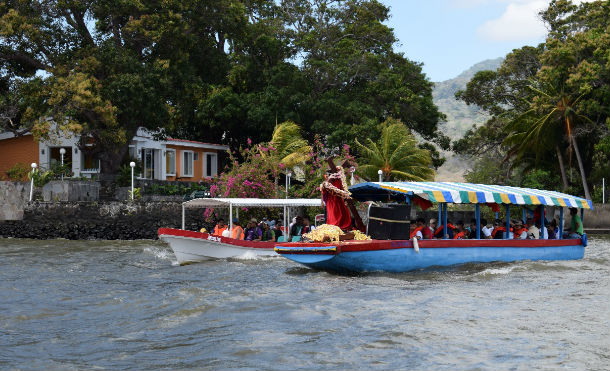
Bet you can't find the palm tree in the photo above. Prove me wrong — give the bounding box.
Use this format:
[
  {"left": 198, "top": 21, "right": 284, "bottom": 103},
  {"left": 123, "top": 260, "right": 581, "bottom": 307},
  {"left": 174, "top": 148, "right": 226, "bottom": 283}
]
[
  {"left": 268, "top": 120, "right": 312, "bottom": 169},
  {"left": 264, "top": 121, "right": 312, "bottom": 196},
  {"left": 504, "top": 84, "right": 592, "bottom": 199},
  {"left": 355, "top": 119, "right": 434, "bottom": 182}
]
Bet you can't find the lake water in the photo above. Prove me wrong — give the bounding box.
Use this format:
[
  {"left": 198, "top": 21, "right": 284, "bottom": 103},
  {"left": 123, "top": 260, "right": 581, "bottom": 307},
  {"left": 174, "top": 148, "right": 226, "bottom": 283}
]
[{"left": 1, "top": 236, "right": 609, "bottom": 370}]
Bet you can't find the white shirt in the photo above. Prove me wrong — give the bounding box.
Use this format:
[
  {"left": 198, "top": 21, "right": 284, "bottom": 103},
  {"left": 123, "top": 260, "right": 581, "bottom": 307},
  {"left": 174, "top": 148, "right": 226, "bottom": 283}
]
[
  {"left": 482, "top": 226, "right": 493, "bottom": 238},
  {"left": 415, "top": 230, "right": 423, "bottom": 239}
]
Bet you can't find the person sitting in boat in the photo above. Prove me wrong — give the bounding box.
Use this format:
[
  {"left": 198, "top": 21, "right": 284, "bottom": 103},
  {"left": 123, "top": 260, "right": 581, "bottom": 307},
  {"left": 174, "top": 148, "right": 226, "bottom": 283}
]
[
  {"left": 272, "top": 221, "right": 284, "bottom": 241},
  {"left": 492, "top": 219, "right": 505, "bottom": 239},
  {"left": 212, "top": 219, "right": 227, "bottom": 237},
  {"left": 420, "top": 218, "right": 433, "bottom": 239},
  {"left": 244, "top": 218, "right": 263, "bottom": 241},
  {"left": 434, "top": 221, "right": 455, "bottom": 239},
  {"left": 548, "top": 219, "right": 559, "bottom": 239},
  {"left": 260, "top": 221, "right": 275, "bottom": 242},
  {"left": 453, "top": 221, "right": 468, "bottom": 239},
  {"left": 410, "top": 218, "right": 426, "bottom": 240},
  {"left": 302, "top": 216, "right": 315, "bottom": 235},
  {"left": 514, "top": 220, "right": 528, "bottom": 239},
  {"left": 290, "top": 216, "right": 305, "bottom": 239},
  {"left": 428, "top": 218, "right": 437, "bottom": 237},
  {"left": 564, "top": 207, "right": 584, "bottom": 238},
  {"left": 481, "top": 218, "right": 493, "bottom": 239},
  {"left": 468, "top": 218, "right": 477, "bottom": 239},
  {"left": 229, "top": 218, "right": 244, "bottom": 240}
]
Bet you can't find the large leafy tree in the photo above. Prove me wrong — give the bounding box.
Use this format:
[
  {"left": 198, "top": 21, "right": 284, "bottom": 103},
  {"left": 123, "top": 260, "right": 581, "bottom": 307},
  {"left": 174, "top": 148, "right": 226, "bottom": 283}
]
[
  {"left": 454, "top": 0, "right": 610, "bottom": 198},
  {"left": 0, "top": 0, "right": 246, "bottom": 174},
  {"left": 281, "top": 0, "right": 448, "bottom": 149},
  {"left": 355, "top": 118, "right": 434, "bottom": 181}
]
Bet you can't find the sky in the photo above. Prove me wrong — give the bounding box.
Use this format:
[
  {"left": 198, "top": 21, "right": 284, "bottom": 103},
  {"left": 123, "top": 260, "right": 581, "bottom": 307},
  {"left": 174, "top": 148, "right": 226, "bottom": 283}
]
[{"left": 380, "top": 0, "right": 572, "bottom": 82}]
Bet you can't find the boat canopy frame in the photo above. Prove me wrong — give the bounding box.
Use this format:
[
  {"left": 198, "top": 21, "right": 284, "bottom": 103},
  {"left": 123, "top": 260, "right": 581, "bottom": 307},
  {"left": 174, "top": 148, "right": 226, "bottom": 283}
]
[
  {"left": 350, "top": 182, "right": 592, "bottom": 241},
  {"left": 181, "top": 198, "right": 322, "bottom": 236}
]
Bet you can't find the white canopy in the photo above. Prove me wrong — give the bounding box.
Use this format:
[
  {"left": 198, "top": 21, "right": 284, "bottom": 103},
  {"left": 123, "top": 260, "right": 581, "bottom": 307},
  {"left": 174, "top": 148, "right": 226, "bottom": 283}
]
[{"left": 183, "top": 197, "right": 322, "bottom": 209}]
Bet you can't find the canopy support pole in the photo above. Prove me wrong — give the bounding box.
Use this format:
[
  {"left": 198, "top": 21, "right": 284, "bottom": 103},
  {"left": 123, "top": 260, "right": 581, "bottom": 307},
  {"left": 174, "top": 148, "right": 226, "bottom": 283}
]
[
  {"left": 182, "top": 204, "right": 185, "bottom": 230},
  {"left": 580, "top": 208, "right": 584, "bottom": 225},
  {"left": 442, "top": 203, "right": 448, "bottom": 240},
  {"left": 505, "top": 204, "right": 510, "bottom": 239},
  {"left": 438, "top": 204, "right": 442, "bottom": 229},
  {"left": 522, "top": 208, "right": 526, "bottom": 224},
  {"left": 475, "top": 204, "right": 481, "bottom": 239},
  {"left": 229, "top": 203, "right": 233, "bottom": 233},
  {"left": 559, "top": 207, "right": 564, "bottom": 239}
]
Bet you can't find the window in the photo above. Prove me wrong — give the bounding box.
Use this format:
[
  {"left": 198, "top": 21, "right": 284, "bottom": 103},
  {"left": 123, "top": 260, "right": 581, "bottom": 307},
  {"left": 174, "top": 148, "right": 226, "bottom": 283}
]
[
  {"left": 182, "top": 151, "right": 194, "bottom": 177},
  {"left": 166, "top": 149, "right": 176, "bottom": 176},
  {"left": 205, "top": 153, "right": 218, "bottom": 177}
]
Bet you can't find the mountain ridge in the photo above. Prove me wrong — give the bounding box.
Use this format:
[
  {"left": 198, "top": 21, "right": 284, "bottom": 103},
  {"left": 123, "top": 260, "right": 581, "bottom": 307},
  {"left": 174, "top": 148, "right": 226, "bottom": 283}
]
[{"left": 432, "top": 57, "right": 503, "bottom": 181}]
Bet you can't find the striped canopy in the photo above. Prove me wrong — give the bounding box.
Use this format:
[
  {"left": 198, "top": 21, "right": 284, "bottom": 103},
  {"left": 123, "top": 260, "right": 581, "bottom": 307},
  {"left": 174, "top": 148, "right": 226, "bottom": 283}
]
[{"left": 349, "top": 182, "right": 593, "bottom": 209}]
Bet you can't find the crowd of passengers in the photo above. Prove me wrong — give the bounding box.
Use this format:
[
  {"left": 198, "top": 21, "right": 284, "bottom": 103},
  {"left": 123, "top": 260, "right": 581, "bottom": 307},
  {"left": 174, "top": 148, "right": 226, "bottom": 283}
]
[
  {"left": 206, "top": 215, "right": 315, "bottom": 242},
  {"left": 409, "top": 208, "right": 584, "bottom": 240}
]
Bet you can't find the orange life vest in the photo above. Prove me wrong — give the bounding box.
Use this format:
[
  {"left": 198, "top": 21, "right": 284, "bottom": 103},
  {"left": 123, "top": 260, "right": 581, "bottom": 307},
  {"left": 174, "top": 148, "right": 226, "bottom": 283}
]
[
  {"left": 231, "top": 226, "right": 244, "bottom": 240},
  {"left": 213, "top": 225, "right": 227, "bottom": 236},
  {"left": 491, "top": 226, "right": 505, "bottom": 238},
  {"left": 453, "top": 231, "right": 467, "bottom": 240},
  {"left": 514, "top": 227, "right": 528, "bottom": 239},
  {"left": 410, "top": 226, "right": 424, "bottom": 239}
]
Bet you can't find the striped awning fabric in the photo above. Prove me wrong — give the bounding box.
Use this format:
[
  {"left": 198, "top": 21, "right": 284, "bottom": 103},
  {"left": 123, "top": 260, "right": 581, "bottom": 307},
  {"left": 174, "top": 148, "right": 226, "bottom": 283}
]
[{"left": 349, "top": 182, "right": 593, "bottom": 209}]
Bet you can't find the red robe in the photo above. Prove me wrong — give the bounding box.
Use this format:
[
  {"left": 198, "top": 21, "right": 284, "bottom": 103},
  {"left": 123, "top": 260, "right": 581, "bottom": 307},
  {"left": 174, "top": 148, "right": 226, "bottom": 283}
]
[{"left": 323, "top": 178, "right": 352, "bottom": 230}]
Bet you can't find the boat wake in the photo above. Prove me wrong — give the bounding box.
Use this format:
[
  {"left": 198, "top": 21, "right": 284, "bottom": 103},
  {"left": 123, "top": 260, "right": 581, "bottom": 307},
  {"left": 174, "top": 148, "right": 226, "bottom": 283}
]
[
  {"left": 143, "top": 247, "right": 174, "bottom": 261},
  {"left": 474, "top": 266, "right": 518, "bottom": 276}
]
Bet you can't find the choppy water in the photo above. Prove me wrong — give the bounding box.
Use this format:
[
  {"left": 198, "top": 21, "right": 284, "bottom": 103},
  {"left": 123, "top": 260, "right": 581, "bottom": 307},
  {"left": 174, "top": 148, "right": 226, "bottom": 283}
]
[{"left": 1, "top": 236, "right": 609, "bottom": 370}]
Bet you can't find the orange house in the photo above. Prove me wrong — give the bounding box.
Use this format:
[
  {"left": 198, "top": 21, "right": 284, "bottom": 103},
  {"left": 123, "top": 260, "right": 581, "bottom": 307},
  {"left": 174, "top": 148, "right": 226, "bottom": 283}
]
[{"left": 0, "top": 128, "right": 228, "bottom": 181}]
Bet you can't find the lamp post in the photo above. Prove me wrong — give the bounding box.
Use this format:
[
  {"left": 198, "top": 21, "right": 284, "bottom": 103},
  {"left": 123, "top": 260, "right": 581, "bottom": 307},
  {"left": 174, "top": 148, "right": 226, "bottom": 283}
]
[
  {"left": 29, "top": 163, "right": 37, "bottom": 201},
  {"left": 378, "top": 169, "right": 383, "bottom": 182},
  {"left": 59, "top": 148, "right": 66, "bottom": 181},
  {"left": 130, "top": 161, "right": 136, "bottom": 200}
]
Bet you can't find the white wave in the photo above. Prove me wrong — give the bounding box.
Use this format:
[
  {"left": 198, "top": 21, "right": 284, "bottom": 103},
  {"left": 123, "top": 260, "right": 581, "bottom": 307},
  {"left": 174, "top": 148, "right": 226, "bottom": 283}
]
[
  {"left": 143, "top": 247, "right": 174, "bottom": 261},
  {"left": 475, "top": 266, "right": 517, "bottom": 276}
]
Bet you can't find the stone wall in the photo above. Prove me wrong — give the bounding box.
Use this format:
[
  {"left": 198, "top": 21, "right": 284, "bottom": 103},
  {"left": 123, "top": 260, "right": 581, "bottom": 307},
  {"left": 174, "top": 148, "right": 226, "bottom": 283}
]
[
  {"left": 0, "top": 201, "right": 209, "bottom": 240},
  {"left": 42, "top": 181, "right": 100, "bottom": 202},
  {"left": 0, "top": 181, "right": 30, "bottom": 220}
]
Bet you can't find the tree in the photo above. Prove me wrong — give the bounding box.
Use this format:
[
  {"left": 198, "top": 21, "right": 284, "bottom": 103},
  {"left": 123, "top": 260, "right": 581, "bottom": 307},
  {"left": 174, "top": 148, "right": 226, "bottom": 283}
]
[
  {"left": 0, "top": 0, "right": 248, "bottom": 175},
  {"left": 267, "top": 120, "right": 312, "bottom": 170},
  {"left": 354, "top": 118, "right": 434, "bottom": 181},
  {"left": 281, "top": 0, "right": 447, "bottom": 149}
]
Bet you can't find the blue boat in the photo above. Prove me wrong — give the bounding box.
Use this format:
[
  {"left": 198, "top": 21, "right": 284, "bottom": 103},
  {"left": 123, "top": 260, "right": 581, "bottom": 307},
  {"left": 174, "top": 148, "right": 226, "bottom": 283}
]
[{"left": 275, "top": 182, "right": 591, "bottom": 273}]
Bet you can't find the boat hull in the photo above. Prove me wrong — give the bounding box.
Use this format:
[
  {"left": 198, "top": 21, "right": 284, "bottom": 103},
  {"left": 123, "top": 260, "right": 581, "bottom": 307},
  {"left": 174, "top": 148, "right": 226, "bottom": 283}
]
[
  {"left": 275, "top": 238, "right": 586, "bottom": 273},
  {"left": 158, "top": 228, "right": 278, "bottom": 264}
]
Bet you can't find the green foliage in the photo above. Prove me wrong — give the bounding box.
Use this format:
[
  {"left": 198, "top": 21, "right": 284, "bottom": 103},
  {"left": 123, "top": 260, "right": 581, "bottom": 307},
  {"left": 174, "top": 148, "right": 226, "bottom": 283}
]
[
  {"left": 128, "top": 187, "right": 141, "bottom": 201},
  {"left": 28, "top": 168, "right": 53, "bottom": 187},
  {"left": 454, "top": 0, "right": 610, "bottom": 198},
  {"left": 1, "top": 0, "right": 444, "bottom": 175},
  {"left": 116, "top": 160, "right": 142, "bottom": 187},
  {"left": 354, "top": 118, "right": 434, "bottom": 181},
  {"left": 5, "top": 162, "right": 29, "bottom": 181}
]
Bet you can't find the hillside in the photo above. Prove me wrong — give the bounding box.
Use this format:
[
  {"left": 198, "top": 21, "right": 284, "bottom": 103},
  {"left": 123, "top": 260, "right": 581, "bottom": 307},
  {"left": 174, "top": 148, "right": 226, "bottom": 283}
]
[{"left": 433, "top": 58, "right": 503, "bottom": 181}]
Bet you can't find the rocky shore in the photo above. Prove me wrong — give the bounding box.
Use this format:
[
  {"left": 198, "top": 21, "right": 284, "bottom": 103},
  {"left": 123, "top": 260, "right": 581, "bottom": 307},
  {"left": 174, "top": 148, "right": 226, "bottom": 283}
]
[{"left": 0, "top": 201, "right": 207, "bottom": 240}]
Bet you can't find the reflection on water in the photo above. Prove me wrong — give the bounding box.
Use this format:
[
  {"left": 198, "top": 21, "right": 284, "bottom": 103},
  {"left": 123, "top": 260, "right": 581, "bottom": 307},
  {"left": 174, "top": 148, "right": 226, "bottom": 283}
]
[{"left": 1, "top": 236, "right": 609, "bottom": 370}]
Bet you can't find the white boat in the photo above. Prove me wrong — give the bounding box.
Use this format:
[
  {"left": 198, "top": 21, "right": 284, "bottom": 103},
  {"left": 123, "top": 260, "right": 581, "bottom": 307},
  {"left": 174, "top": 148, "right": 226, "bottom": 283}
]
[{"left": 158, "top": 197, "right": 322, "bottom": 264}]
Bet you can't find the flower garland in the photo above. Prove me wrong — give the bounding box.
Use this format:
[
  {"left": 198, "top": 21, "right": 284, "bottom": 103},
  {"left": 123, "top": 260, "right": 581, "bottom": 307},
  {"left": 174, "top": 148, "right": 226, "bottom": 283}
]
[{"left": 320, "top": 166, "right": 352, "bottom": 199}]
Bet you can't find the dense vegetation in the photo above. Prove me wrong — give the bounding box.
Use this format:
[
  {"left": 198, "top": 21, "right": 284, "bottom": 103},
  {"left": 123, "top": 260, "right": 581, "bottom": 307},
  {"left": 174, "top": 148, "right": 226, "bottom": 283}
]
[
  {"left": 0, "top": 0, "right": 447, "bottom": 175},
  {"left": 454, "top": 0, "right": 610, "bottom": 201}
]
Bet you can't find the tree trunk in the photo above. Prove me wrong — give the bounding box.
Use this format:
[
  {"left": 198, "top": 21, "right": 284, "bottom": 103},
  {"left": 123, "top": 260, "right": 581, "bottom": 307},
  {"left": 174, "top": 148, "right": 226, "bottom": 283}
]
[
  {"left": 570, "top": 135, "right": 592, "bottom": 200},
  {"left": 555, "top": 145, "right": 568, "bottom": 191}
]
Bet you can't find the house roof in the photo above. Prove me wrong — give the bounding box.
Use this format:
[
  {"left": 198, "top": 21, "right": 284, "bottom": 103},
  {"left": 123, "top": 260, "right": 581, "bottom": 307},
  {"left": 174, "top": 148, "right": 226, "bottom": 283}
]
[{"left": 165, "top": 138, "right": 229, "bottom": 150}]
